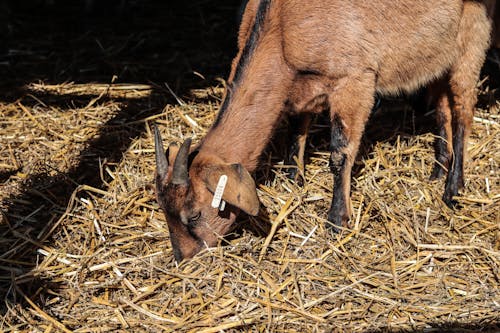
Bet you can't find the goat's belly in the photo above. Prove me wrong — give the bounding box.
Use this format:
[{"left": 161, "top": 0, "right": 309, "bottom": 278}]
[
  {"left": 372, "top": 2, "right": 462, "bottom": 95},
  {"left": 375, "top": 44, "right": 459, "bottom": 95}
]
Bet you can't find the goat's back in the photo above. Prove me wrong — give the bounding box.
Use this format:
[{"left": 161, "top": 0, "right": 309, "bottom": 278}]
[{"left": 278, "top": 0, "right": 490, "bottom": 94}]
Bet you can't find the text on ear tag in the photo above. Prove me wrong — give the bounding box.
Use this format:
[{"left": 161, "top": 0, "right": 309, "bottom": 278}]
[{"left": 211, "top": 175, "right": 228, "bottom": 208}]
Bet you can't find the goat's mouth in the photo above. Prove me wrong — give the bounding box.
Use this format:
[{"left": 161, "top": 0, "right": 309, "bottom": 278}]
[
  {"left": 169, "top": 230, "right": 204, "bottom": 262},
  {"left": 171, "top": 231, "right": 228, "bottom": 262},
  {"left": 168, "top": 209, "right": 240, "bottom": 261},
  {"left": 167, "top": 222, "right": 228, "bottom": 262}
]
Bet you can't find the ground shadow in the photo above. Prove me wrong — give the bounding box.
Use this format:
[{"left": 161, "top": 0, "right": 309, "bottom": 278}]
[{"left": 0, "top": 0, "right": 242, "bottom": 319}]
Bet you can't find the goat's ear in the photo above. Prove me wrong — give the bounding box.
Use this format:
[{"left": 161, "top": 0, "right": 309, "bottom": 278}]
[{"left": 203, "top": 163, "right": 260, "bottom": 216}]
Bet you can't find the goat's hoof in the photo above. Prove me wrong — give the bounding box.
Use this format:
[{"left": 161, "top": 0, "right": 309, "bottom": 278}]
[
  {"left": 286, "top": 167, "right": 304, "bottom": 187},
  {"left": 326, "top": 211, "right": 348, "bottom": 233},
  {"left": 286, "top": 167, "right": 297, "bottom": 180},
  {"left": 443, "top": 173, "right": 464, "bottom": 208},
  {"left": 442, "top": 192, "right": 460, "bottom": 209}
]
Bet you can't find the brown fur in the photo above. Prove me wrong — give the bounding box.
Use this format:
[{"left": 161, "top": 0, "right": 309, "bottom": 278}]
[{"left": 156, "top": 0, "right": 494, "bottom": 260}]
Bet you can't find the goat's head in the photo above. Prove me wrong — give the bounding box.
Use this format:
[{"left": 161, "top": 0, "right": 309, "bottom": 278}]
[{"left": 154, "top": 126, "right": 260, "bottom": 261}]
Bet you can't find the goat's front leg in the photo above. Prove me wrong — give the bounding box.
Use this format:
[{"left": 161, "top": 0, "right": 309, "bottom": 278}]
[{"left": 326, "top": 73, "right": 375, "bottom": 229}]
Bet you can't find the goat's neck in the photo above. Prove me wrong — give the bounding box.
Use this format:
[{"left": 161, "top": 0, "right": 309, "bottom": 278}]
[{"left": 199, "top": 42, "right": 293, "bottom": 172}]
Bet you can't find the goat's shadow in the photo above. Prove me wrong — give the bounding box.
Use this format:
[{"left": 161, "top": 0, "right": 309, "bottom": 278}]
[{"left": 0, "top": 0, "right": 241, "bottom": 317}]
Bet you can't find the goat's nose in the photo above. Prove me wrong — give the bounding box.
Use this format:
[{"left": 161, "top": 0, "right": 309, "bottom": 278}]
[
  {"left": 172, "top": 243, "right": 184, "bottom": 262},
  {"left": 173, "top": 240, "right": 203, "bottom": 262}
]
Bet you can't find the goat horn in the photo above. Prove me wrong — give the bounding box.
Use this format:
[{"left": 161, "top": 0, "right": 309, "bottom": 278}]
[
  {"left": 171, "top": 138, "right": 192, "bottom": 185},
  {"left": 154, "top": 124, "right": 168, "bottom": 181}
]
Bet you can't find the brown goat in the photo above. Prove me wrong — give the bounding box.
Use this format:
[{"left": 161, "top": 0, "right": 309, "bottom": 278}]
[{"left": 155, "top": 0, "right": 495, "bottom": 261}]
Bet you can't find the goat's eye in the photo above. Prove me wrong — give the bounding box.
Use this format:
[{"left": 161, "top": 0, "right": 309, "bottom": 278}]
[{"left": 189, "top": 212, "right": 201, "bottom": 223}]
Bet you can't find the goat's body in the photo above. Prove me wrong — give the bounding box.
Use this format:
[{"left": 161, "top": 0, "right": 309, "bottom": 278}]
[
  {"left": 281, "top": 0, "right": 463, "bottom": 95},
  {"left": 156, "top": 0, "right": 495, "bottom": 260},
  {"left": 205, "top": 0, "right": 492, "bottom": 162},
  {"left": 220, "top": 0, "right": 492, "bottom": 224}
]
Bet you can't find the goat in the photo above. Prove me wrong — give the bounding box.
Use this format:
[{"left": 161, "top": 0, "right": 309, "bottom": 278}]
[{"left": 155, "top": 0, "right": 495, "bottom": 261}]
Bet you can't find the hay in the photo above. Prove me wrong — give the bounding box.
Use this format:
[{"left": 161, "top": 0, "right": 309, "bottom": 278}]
[
  {"left": 1, "top": 2, "right": 499, "bottom": 331},
  {"left": 1, "top": 79, "right": 498, "bottom": 332}
]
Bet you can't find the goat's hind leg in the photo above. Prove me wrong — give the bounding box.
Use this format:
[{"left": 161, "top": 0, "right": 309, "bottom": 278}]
[
  {"left": 287, "top": 113, "right": 312, "bottom": 185},
  {"left": 429, "top": 78, "right": 453, "bottom": 181},
  {"left": 442, "top": 1, "right": 492, "bottom": 207},
  {"left": 326, "top": 73, "right": 376, "bottom": 230},
  {"left": 285, "top": 78, "right": 329, "bottom": 185}
]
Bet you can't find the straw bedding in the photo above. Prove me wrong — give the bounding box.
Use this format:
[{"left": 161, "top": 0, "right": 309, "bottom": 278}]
[{"left": 1, "top": 2, "right": 499, "bottom": 332}]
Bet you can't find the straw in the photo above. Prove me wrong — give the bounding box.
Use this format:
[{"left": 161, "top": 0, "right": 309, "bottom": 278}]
[{"left": 1, "top": 79, "right": 498, "bottom": 332}]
